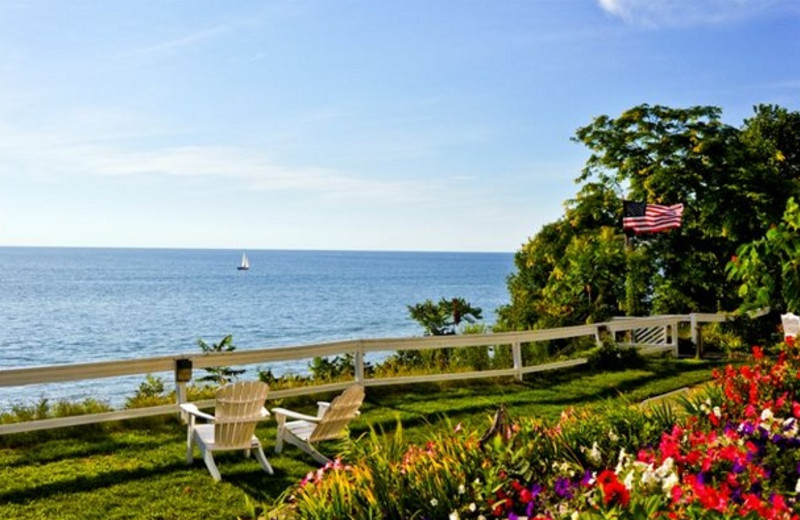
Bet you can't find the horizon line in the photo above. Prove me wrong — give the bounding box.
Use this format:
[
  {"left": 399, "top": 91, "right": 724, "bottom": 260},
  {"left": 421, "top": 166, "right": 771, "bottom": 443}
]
[{"left": 0, "top": 244, "right": 514, "bottom": 255}]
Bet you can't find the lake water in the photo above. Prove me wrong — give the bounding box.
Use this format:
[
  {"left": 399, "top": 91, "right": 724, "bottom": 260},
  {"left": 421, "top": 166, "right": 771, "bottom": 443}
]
[{"left": 0, "top": 247, "right": 514, "bottom": 409}]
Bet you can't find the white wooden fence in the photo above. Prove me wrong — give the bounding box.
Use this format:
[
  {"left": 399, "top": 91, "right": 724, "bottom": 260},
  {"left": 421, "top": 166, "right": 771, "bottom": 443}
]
[{"left": 0, "top": 313, "right": 732, "bottom": 435}]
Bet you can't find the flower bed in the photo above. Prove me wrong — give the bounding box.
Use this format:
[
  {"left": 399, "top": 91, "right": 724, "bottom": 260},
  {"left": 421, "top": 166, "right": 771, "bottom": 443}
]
[{"left": 269, "top": 341, "right": 800, "bottom": 519}]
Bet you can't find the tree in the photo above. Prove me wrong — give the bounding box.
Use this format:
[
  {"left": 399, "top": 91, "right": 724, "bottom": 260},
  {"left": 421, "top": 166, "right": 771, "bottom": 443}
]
[
  {"left": 408, "top": 297, "right": 483, "bottom": 336},
  {"left": 499, "top": 104, "right": 800, "bottom": 331},
  {"left": 196, "top": 334, "right": 245, "bottom": 384},
  {"left": 727, "top": 197, "right": 800, "bottom": 313}
]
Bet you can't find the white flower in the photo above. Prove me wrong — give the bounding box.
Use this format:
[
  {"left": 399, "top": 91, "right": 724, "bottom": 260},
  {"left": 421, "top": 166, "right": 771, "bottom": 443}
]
[
  {"left": 655, "top": 457, "right": 674, "bottom": 479},
  {"left": 636, "top": 462, "right": 657, "bottom": 488},
  {"left": 458, "top": 484, "right": 466, "bottom": 495},
  {"left": 469, "top": 503, "right": 477, "bottom": 512},
  {"left": 796, "top": 478, "right": 800, "bottom": 493},
  {"left": 615, "top": 448, "right": 628, "bottom": 474},
  {"left": 608, "top": 429, "right": 619, "bottom": 442},
  {"left": 783, "top": 417, "right": 798, "bottom": 437},
  {"left": 662, "top": 472, "right": 679, "bottom": 494},
  {"left": 582, "top": 441, "right": 603, "bottom": 464},
  {"left": 571, "top": 512, "right": 580, "bottom": 520},
  {"left": 449, "top": 512, "right": 459, "bottom": 520},
  {"left": 478, "top": 516, "right": 486, "bottom": 520},
  {"left": 430, "top": 498, "right": 438, "bottom": 507},
  {"left": 623, "top": 470, "right": 634, "bottom": 490},
  {"left": 712, "top": 406, "right": 721, "bottom": 418},
  {"left": 761, "top": 408, "right": 774, "bottom": 422}
]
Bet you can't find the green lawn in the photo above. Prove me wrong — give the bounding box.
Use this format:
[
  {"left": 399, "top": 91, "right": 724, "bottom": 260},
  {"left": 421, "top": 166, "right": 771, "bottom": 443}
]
[{"left": 0, "top": 358, "right": 720, "bottom": 520}]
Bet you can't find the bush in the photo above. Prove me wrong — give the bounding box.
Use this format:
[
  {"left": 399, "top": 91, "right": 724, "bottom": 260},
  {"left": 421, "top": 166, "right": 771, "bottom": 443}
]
[
  {"left": 698, "top": 322, "right": 747, "bottom": 356},
  {"left": 587, "top": 339, "right": 644, "bottom": 371},
  {"left": 0, "top": 398, "right": 114, "bottom": 447},
  {"left": 125, "top": 374, "right": 170, "bottom": 408}
]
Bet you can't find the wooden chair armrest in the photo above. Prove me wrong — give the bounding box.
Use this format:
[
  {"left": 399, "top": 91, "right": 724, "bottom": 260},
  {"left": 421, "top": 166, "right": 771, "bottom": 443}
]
[
  {"left": 271, "top": 407, "right": 321, "bottom": 423},
  {"left": 179, "top": 403, "right": 216, "bottom": 422},
  {"left": 316, "top": 401, "right": 331, "bottom": 417}
]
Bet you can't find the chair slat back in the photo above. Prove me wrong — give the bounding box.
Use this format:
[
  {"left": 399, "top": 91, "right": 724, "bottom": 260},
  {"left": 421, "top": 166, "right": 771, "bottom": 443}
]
[
  {"left": 309, "top": 385, "right": 364, "bottom": 443},
  {"left": 214, "top": 381, "right": 269, "bottom": 448}
]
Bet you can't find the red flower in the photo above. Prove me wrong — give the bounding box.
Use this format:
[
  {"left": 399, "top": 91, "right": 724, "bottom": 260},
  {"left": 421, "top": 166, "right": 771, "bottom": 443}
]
[
  {"left": 597, "top": 469, "right": 616, "bottom": 487},
  {"left": 670, "top": 484, "right": 683, "bottom": 504},
  {"left": 602, "top": 480, "right": 630, "bottom": 507}
]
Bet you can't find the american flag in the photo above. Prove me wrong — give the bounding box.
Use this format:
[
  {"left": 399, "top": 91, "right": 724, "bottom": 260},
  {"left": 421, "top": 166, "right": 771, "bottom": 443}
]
[{"left": 623, "top": 201, "right": 684, "bottom": 235}]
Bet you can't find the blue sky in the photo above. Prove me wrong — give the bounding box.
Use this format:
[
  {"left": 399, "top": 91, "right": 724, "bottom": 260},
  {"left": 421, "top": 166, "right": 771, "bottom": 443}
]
[{"left": 1, "top": 0, "right": 798, "bottom": 252}]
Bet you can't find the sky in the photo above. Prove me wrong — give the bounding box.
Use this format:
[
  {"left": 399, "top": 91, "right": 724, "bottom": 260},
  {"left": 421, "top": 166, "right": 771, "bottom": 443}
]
[{"left": 0, "top": 0, "right": 798, "bottom": 253}]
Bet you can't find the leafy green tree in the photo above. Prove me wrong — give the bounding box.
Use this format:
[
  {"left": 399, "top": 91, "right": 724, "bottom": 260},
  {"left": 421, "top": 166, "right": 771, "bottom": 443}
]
[
  {"left": 196, "top": 334, "right": 245, "bottom": 384},
  {"left": 404, "top": 297, "right": 483, "bottom": 370},
  {"left": 727, "top": 197, "right": 800, "bottom": 313},
  {"left": 408, "top": 297, "right": 483, "bottom": 336},
  {"left": 499, "top": 104, "right": 800, "bottom": 331},
  {"left": 545, "top": 227, "right": 627, "bottom": 323}
]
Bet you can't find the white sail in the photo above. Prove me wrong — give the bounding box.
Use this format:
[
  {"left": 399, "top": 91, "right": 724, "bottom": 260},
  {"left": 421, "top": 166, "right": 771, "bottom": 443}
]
[{"left": 238, "top": 252, "right": 250, "bottom": 270}]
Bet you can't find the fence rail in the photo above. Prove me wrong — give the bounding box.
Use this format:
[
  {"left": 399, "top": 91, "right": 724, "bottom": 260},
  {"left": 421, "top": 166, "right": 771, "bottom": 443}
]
[{"left": 0, "top": 313, "right": 736, "bottom": 435}]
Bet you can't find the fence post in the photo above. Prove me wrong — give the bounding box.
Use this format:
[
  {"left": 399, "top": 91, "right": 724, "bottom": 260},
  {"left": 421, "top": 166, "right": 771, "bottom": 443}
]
[
  {"left": 690, "top": 313, "right": 702, "bottom": 359},
  {"left": 594, "top": 325, "right": 605, "bottom": 347},
  {"left": 174, "top": 359, "right": 192, "bottom": 423},
  {"left": 671, "top": 320, "right": 679, "bottom": 357},
  {"left": 354, "top": 342, "right": 365, "bottom": 384},
  {"left": 512, "top": 341, "right": 523, "bottom": 381}
]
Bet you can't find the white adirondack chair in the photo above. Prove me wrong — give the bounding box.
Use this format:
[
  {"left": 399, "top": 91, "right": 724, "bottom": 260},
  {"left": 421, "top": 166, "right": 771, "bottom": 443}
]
[
  {"left": 180, "top": 381, "right": 273, "bottom": 481},
  {"left": 272, "top": 385, "right": 365, "bottom": 464},
  {"left": 782, "top": 313, "right": 800, "bottom": 341}
]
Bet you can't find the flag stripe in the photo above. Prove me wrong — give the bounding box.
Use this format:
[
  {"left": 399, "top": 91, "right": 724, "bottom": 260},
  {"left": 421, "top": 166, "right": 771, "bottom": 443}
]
[{"left": 623, "top": 202, "right": 683, "bottom": 235}]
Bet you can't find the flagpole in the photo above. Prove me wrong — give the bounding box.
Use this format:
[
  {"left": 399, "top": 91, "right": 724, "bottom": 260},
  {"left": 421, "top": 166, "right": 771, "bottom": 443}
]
[
  {"left": 624, "top": 232, "right": 636, "bottom": 317},
  {"left": 623, "top": 201, "right": 635, "bottom": 318}
]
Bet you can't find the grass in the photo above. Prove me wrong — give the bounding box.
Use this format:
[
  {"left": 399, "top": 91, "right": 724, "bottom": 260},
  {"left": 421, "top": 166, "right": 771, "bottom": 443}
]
[{"left": 0, "top": 357, "right": 721, "bottom": 520}]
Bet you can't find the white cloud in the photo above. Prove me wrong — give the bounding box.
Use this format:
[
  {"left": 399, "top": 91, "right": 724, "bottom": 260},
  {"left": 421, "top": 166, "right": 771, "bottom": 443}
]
[
  {"left": 597, "top": 0, "right": 800, "bottom": 27},
  {"left": 0, "top": 118, "right": 435, "bottom": 204}
]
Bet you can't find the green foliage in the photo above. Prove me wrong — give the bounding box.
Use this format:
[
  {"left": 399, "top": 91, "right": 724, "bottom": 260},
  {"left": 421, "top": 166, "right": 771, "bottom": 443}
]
[
  {"left": 727, "top": 196, "right": 800, "bottom": 313},
  {"left": 124, "top": 374, "right": 167, "bottom": 409},
  {"left": 500, "top": 103, "right": 800, "bottom": 331},
  {"left": 196, "top": 334, "right": 245, "bottom": 384},
  {"left": 395, "top": 297, "right": 485, "bottom": 371},
  {"left": 0, "top": 397, "right": 114, "bottom": 447},
  {"left": 698, "top": 322, "right": 747, "bottom": 356},
  {"left": 0, "top": 397, "right": 112, "bottom": 425},
  {"left": 587, "top": 339, "right": 644, "bottom": 371},
  {"left": 407, "top": 297, "right": 483, "bottom": 336},
  {"left": 308, "top": 353, "right": 372, "bottom": 382}
]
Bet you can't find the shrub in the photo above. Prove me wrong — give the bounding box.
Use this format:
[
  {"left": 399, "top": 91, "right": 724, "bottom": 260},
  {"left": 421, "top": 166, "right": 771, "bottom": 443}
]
[
  {"left": 0, "top": 398, "right": 114, "bottom": 447},
  {"left": 587, "top": 339, "right": 644, "bottom": 371}
]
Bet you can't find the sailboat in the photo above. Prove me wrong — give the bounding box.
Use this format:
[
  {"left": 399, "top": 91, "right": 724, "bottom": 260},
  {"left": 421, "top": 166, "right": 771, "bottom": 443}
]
[{"left": 237, "top": 251, "right": 250, "bottom": 271}]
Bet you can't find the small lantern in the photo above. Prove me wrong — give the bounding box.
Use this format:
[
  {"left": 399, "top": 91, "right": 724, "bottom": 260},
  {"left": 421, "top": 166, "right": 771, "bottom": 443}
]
[{"left": 175, "top": 359, "right": 193, "bottom": 383}]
